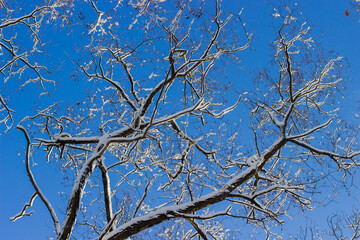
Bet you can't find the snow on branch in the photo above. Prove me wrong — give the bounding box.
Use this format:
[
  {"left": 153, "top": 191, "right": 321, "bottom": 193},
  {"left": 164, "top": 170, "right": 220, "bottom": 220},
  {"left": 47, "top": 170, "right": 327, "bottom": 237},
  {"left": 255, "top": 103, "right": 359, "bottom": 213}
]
[
  {"left": 10, "top": 192, "right": 38, "bottom": 221},
  {"left": 6, "top": 1, "right": 360, "bottom": 239}
]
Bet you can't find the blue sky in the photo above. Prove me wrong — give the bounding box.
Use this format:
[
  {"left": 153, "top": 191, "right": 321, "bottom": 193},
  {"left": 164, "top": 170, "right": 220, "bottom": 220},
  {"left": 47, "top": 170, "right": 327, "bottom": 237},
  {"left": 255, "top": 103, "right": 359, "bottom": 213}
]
[{"left": 1, "top": 0, "right": 360, "bottom": 239}]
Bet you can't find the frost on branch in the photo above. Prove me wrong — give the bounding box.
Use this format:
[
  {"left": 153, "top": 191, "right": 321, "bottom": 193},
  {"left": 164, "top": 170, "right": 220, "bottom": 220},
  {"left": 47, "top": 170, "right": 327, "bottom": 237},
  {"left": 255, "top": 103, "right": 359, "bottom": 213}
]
[
  {"left": 8, "top": 1, "right": 360, "bottom": 239},
  {"left": 0, "top": 2, "right": 57, "bottom": 130}
]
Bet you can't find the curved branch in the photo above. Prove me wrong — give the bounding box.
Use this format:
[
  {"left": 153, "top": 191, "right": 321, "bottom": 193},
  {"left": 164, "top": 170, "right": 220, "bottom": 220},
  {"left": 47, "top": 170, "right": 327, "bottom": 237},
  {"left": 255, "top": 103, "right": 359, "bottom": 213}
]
[{"left": 17, "top": 125, "right": 60, "bottom": 235}]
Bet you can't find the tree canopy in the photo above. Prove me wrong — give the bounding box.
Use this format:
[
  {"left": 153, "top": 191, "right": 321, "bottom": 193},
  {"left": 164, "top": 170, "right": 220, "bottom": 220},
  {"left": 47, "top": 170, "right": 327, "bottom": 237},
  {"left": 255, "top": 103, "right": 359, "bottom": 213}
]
[{"left": 1, "top": 0, "right": 360, "bottom": 239}]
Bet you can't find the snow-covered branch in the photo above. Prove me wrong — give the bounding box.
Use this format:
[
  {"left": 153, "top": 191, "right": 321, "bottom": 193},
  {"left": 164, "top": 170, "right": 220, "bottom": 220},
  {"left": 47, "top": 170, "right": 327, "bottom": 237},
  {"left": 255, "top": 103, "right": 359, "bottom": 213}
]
[{"left": 6, "top": 1, "right": 360, "bottom": 239}]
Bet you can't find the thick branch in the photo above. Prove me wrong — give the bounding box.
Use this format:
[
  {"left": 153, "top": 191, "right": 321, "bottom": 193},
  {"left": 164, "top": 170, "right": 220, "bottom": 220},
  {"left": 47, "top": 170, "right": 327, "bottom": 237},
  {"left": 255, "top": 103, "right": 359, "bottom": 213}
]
[
  {"left": 99, "top": 159, "right": 113, "bottom": 223},
  {"left": 103, "top": 138, "right": 287, "bottom": 239}
]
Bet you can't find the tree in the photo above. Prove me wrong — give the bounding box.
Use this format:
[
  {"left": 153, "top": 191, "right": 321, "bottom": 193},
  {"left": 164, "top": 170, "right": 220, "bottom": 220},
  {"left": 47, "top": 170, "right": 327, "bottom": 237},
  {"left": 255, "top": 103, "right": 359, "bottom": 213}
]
[
  {"left": 2, "top": 0, "right": 360, "bottom": 239},
  {"left": 0, "top": 0, "right": 66, "bottom": 131},
  {"left": 328, "top": 206, "right": 360, "bottom": 240}
]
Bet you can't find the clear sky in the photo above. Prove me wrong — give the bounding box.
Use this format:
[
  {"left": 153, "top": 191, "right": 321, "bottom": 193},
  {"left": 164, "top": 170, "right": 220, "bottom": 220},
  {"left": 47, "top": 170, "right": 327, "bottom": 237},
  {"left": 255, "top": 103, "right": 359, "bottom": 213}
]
[{"left": 1, "top": 0, "right": 359, "bottom": 239}]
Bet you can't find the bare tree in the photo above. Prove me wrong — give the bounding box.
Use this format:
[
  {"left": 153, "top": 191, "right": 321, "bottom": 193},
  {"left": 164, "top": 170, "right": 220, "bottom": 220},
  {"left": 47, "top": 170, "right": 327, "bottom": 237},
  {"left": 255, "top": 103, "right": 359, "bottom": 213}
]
[
  {"left": 328, "top": 206, "right": 360, "bottom": 240},
  {"left": 290, "top": 205, "right": 360, "bottom": 239},
  {"left": 5, "top": 0, "right": 360, "bottom": 239},
  {"left": 0, "top": 0, "right": 65, "bottom": 130}
]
